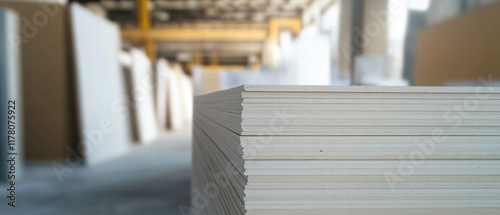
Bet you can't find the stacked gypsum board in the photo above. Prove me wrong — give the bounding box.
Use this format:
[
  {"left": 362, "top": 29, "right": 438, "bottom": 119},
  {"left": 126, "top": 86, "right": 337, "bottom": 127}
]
[
  {"left": 192, "top": 85, "right": 500, "bottom": 215},
  {"left": 128, "top": 49, "right": 158, "bottom": 143},
  {"left": 69, "top": 3, "right": 131, "bottom": 164},
  {"left": 155, "top": 59, "right": 169, "bottom": 130}
]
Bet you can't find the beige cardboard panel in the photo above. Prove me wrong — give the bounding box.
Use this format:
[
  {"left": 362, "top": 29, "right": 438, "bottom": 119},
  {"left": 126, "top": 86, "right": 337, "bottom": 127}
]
[
  {"left": 0, "top": 2, "right": 72, "bottom": 159},
  {"left": 416, "top": 2, "right": 500, "bottom": 86}
]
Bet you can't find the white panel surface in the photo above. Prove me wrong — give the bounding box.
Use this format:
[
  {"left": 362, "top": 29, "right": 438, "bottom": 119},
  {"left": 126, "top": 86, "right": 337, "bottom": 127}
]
[
  {"left": 70, "top": 3, "right": 130, "bottom": 164},
  {"left": 166, "top": 64, "right": 184, "bottom": 130},
  {"left": 129, "top": 49, "right": 158, "bottom": 143},
  {"left": 155, "top": 59, "right": 169, "bottom": 130}
]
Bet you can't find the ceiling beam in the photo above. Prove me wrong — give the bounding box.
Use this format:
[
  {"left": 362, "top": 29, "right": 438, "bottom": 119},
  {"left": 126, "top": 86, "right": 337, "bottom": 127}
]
[
  {"left": 121, "top": 28, "right": 267, "bottom": 41},
  {"left": 157, "top": 41, "right": 263, "bottom": 54}
]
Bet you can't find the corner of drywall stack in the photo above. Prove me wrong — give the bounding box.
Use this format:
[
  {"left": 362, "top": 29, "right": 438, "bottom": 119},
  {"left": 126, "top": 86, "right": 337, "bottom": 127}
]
[{"left": 193, "top": 85, "right": 500, "bottom": 214}]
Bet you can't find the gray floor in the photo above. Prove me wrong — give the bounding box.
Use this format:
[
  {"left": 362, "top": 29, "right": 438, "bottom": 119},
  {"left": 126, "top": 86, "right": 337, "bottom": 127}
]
[{"left": 0, "top": 131, "right": 192, "bottom": 215}]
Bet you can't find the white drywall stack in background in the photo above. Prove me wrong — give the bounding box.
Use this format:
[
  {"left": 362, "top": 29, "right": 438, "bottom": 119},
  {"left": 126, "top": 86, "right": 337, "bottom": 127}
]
[
  {"left": 166, "top": 62, "right": 193, "bottom": 130},
  {"left": 155, "top": 58, "right": 170, "bottom": 130},
  {"left": 128, "top": 49, "right": 158, "bottom": 143},
  {"left": 0, "top": 9, "right": 21, "bottom": 181},
  {"left": 119, "top": 51, "right": 133, "bottom": 68},
  {"left": 165, "top": 63, "right": 184, "bottom": 130},
  {"left": 70, "top": 3, "right": 131, "bottom": 164},
  {"left": 192, "top": 85, "right": 500, "bottom": 215},
  {"left": 180, "top": 73, "right": 194, "bottom": 125}
]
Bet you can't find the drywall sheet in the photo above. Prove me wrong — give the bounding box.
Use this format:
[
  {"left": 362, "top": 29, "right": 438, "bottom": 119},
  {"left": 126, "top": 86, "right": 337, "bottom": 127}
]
[
  {"left": 166, "top": 63, "right": 185, "bottom": 130},
  {"left": 128, "top": 49, "right": 158, "bottom": 143},
  {"left": 416, "top": 1, "right": 500, "bottom": 86},
  {"left": 70, "top": 3, "right": 130, "bottom": 164},
  {"left": 180, "top": 74, "right": 193, "bottom": 125},
  {"left": 155, "top": 59, "right": 169, "bottom": 130}
]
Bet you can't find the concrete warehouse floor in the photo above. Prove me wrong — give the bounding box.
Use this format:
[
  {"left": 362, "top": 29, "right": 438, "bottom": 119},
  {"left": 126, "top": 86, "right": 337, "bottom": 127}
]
[{"left": 0, "top": 129, "right": 192, "bottom": 215}]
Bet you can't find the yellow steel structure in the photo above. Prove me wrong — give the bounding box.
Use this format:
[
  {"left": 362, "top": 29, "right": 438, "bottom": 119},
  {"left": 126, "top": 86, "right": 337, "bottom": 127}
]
[
  {"left": 121, "top": 29, "right": 268, "bottom": 41},
  {"left": 137, "top": 0, "right": 150, "bottom": 30},
  {"left": 122, "top": 18, "right": 300, "bottom": 43},
  {"left": 128, "top": 0, "right": 302, "bottom": 66},
  {"left": 266, "top": 18, "right": 302, "bottom": 65},
  {"left": 268, "top": 18, "right": 302, "bottom": 44},
  {"left": 137, "top": 0, "right": 156, "bottom": 59}
]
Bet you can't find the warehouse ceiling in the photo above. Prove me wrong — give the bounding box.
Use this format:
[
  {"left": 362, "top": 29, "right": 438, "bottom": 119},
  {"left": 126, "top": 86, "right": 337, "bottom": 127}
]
[
  {"left": 75, "top": 0, "right": 312, "bottom": 27},
  {"left": 73, "top": 0, "right": 333, "bottom": 66}
]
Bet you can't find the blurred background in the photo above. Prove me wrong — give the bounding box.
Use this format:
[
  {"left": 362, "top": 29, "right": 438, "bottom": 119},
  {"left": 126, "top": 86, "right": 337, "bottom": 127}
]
[{"left": 1, "top": 0, "right": 500, "bottom": 214}]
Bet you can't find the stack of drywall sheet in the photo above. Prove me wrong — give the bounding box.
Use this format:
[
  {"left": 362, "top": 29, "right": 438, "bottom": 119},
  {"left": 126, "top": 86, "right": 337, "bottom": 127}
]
[
  {"left": 165, "top": 62, "right": 184, "bottom": 130},
  {"left": 127, "top": 49, "right": 158, "bottom": 143},
  {"left": 166, "top": 62, "right": 193, "bottom": 130},
  {"left": 155, "top": 58, "right": 169, "bottom": 130},
  {"left": 192, "top": 85, "right": 500, "bottom": 215}
]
